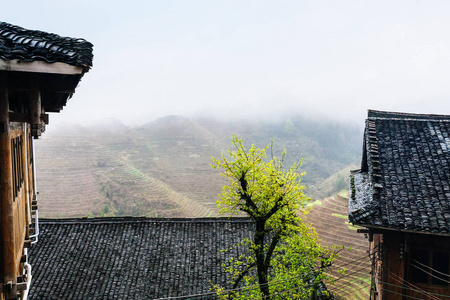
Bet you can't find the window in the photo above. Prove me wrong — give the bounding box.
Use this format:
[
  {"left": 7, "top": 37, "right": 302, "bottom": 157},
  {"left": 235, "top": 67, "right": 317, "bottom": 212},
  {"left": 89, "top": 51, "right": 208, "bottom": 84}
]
[
  {"left": 11, "top": 135, "right": 24, "bottom": 200},
  {"left": 411, "top": 248, "right": 450, "bottom": 286}
]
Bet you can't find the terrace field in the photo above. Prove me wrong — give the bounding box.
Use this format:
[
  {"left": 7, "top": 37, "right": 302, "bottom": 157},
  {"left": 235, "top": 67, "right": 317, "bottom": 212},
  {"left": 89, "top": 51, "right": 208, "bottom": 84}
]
[
  {"left": 35, "top": 115, "right": 361, "bottom": 218},
  {"left": 307, "top": 193, "right": 371, "bottom": 299}
]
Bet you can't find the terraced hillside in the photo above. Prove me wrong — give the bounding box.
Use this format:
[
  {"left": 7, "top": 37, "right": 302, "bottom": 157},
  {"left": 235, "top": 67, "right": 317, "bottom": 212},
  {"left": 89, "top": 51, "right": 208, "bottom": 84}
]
[
  {"left": 36, "top": 133, "right": 108, "bottom": 218},
  {"left": 36, "top": 121, "right": 221, "bottom": 218},
  {"left": 35, "top": 115, "right": 361, "bottom": 218},
  {"left": 306, "top": 193, "right": 371, "bottom": 300}
]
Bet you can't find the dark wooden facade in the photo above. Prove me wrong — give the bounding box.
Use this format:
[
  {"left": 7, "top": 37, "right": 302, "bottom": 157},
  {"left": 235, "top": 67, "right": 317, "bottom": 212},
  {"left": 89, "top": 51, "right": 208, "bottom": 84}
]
[
  {"left": 0, "top": 108, "right": 37, "bottom": 299},
  {"left": 0, "top": 22, "right": 92, "bottom": 300},
  {"left": 0, "top": 70, "right": 84, "bottom": 299},
  {"left": 367, "top": 229, "right": 450, "bottom": 299}
]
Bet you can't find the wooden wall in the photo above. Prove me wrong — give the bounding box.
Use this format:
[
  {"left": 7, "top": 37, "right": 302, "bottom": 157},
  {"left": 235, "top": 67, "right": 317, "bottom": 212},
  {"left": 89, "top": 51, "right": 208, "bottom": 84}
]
[
  {"left": 383, "top": 232, "right": 405, "bottom": 300},
  {"left": 406, "top": 234, "right": 450, "bottom": 299},
  {"left": 370, "top": 231, "right": 450, "bottom": 300},
  {"left": 10, "top": 125, "right": 33, "bottom": 275},
  {"left": 370, "top": 233, "right": 385, "bottom": 299},
  {"left": 0, "top": 120, "right": 35, "bottom": 299}
]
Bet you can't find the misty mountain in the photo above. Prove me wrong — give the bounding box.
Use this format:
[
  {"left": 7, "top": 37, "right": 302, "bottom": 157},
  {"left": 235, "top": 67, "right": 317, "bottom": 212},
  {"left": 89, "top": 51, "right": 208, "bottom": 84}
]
[{"left": 35, "top": 115, "right": 362, "bottom": 218}]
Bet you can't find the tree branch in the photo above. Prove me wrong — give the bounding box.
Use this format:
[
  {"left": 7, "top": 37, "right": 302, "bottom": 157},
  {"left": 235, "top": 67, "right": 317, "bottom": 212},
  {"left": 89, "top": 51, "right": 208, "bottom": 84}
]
[
  {"left": 238, "top": 203, "right": 256, "bottom": 218},
  {"left": 264, "top": 229, "right": 283, "bottom": 267},
  {"left": 266, "top": 194, "right": 287, "bottom": 220},
  {"left": 239, "top": 173, "right": 258, "bottom": 213},
  {"left": 231, "top": 262, "right": 257, "bottom": 290}
]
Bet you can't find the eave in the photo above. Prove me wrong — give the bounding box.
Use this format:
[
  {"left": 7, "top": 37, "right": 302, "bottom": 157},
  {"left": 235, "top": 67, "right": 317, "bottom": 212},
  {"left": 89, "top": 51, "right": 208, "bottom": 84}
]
[
  {"left": 0, "top": 59, "right": 85, "bottom": 137},
  {"left": 0, "top": 58, "right": 83, "bottom": 75},
  {"left": 351, "top": 223, "right": 450, "bottom": 237},
  {"left": 1, "top": 67, "right": 83, "bottom": 114}
]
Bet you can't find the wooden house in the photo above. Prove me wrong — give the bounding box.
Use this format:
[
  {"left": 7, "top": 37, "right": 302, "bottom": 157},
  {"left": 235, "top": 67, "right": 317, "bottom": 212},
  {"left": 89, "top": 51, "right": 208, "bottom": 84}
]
[
  {"left": 0, "top": 22, "right": 92, "bottom": 299},
  {"left": 349, "top": 110, "right": 450, "bottom": 299}
]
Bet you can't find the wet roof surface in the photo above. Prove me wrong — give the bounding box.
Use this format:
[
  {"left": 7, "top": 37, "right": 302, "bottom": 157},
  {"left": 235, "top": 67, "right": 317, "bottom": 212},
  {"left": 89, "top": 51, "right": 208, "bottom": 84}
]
[
  {"left": 28, "top": 217, "right": 253, "bottom": 300},
  {"left": 349, "top": 110, "right": 450, "bottom": 234},
  {"left": 0, "top": 22, "right": 93, "bottom": 72}
]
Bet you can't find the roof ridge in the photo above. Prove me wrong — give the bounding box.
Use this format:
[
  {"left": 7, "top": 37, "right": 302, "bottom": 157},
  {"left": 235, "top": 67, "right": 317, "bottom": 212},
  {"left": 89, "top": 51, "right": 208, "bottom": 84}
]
[
  {"left": 370, "top": 117, "right": 450, "bottom": 122},
  {"left": 368, "top": 109, "right": 450, "bottom": 121},
  {"left": 365, "top": 119, "right": 382, "bottom": 179},
  {"left": 38, "top": 217, "right": 253, "bottom": 225},
  {"left": 362, "top": 119, "right": 382, "bottom": 216}
]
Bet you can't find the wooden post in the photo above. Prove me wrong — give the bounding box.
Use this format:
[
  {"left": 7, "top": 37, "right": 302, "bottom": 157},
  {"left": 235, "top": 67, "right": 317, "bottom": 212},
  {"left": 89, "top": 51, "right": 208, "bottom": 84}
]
[
  {"left": 29, "top": 80, "right": 41, "bottom": 138},
  {"left": 0, "top": 74, "right": 17, "bottom": 299}
]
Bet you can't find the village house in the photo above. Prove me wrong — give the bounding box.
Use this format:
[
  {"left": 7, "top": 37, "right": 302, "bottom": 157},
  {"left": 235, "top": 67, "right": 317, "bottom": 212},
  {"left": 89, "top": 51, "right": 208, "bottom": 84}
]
[
  {"left": 349, "top": 110, "right": 450, "bottom": 299},
  {"left": 0, "top": 21, "right": 93, "bottom": 299}
]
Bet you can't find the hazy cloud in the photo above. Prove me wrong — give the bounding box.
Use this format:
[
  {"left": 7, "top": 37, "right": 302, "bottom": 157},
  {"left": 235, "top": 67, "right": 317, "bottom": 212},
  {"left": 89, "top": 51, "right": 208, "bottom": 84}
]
[{"left": 5, "top": 0, "right": 450, "bottom": 127}]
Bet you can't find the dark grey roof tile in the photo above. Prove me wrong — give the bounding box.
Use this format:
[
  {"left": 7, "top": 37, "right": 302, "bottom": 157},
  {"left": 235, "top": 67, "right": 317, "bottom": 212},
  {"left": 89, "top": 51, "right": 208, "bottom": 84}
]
[
  {"left": 0, "top": 22, "right": 93, "bottom": 72},
  {"left": 349, "top": 110, "right": 450, "bottom": 234},
  {"left": 29, "top": 217, "right": 254, "bottom": 299}
]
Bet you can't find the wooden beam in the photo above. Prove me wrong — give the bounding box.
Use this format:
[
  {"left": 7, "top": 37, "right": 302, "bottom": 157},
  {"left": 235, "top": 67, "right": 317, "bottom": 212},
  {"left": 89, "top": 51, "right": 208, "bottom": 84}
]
[
  {"left": 0, "top": 58, "right": 83, "bottom": 75},
  {"left": 16, "top": 282, "right": 27, "bottom": 291},
  {"left": 3, "top": 71, "right": 80, "bottom": 93},
  {"left": 0, "top": 75, "right": 17, "bottom": 298},
  {"left": 354, "top": 223, "right": 450, "bottom": 237},
  {"left": 10, "top": 113, "right": 48, "bottom": 126},
  {"left": 41, "top": 113, "right": 49, "bottom": 125},
  {"left": 8, "top": 113, "right": 30, "bottom": 124}
]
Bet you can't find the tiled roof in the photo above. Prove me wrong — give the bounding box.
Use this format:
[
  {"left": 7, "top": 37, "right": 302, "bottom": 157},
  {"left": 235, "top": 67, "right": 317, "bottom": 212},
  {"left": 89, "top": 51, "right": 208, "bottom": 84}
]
[
  {"left": 0, "top": 22, "right": 93, "bottom": 72},
  {"left": 28, "top": 217, "right": 253, "bottom": 300},
  {"left": 349, "top": 110, "right": 450, "bottom": 234}
]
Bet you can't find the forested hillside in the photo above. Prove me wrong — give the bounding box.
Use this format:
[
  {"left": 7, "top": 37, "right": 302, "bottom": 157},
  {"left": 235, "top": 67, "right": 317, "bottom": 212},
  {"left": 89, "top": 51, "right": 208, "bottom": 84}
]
[{"left": 35, "top": 115, "right": 362, "bottom": 218}]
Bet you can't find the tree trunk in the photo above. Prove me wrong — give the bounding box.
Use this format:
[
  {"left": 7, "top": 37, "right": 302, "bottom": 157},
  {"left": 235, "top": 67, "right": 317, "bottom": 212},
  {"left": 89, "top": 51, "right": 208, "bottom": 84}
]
[{"left": 255, "top": 220, "right": 270, "bottom": 299}]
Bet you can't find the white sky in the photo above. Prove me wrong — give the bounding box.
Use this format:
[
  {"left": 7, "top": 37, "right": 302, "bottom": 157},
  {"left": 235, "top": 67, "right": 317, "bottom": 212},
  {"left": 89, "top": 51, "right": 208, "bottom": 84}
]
[{"left": 4, "top": 0, "right": 450, "bottom": 127}]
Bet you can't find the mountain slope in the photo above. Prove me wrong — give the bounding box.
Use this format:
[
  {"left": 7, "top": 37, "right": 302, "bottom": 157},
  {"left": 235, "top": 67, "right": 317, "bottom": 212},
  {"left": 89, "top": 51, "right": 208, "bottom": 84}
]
[
  {"left": 306, "top": 193, "right": 371, "bottom": 300},
  {"left": 35, "top": 115, "right": 361, "bottom": 218}
]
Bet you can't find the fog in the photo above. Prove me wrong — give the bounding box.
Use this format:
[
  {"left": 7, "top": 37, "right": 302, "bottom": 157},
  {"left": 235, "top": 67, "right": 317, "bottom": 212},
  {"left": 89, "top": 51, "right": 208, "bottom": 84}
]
[{"left": 5, "top": 1, "right": 450, "bottom": 127}]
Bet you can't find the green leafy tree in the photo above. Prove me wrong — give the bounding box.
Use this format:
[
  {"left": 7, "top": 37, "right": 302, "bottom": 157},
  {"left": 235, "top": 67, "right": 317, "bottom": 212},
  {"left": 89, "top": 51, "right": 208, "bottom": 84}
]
[{"left": 211, "top": 136, "right": 341, "bottom": 299}]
